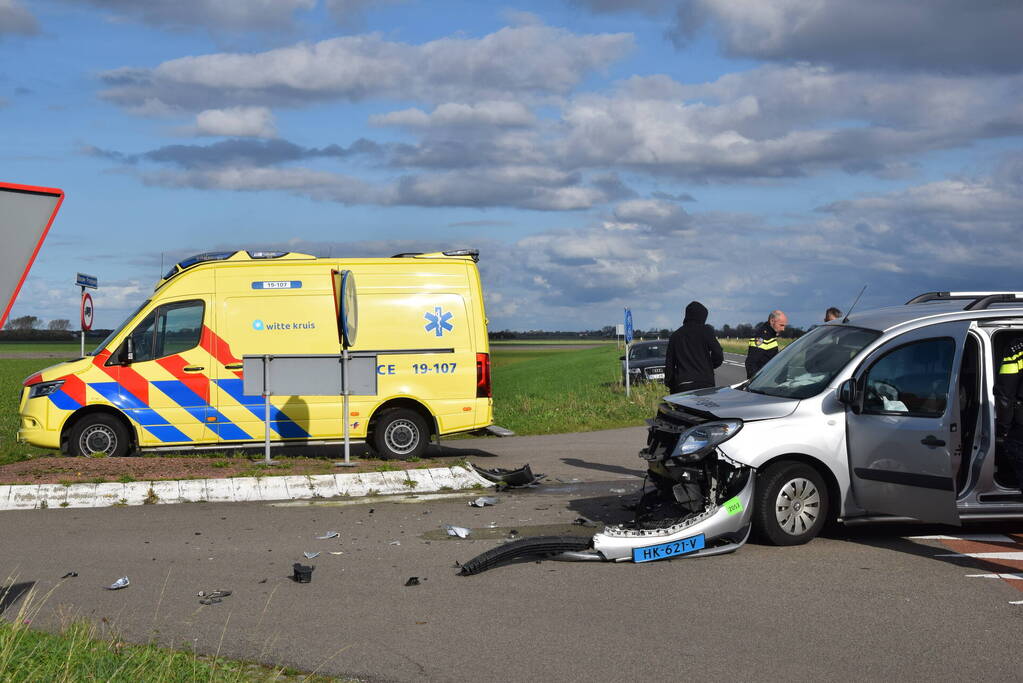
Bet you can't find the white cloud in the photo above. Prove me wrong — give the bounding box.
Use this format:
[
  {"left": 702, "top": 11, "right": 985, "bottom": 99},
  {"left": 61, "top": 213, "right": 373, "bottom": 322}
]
[
  {"left": 0, "top": 0, "right": 37, "bottom": 37},
  {"left": 671, "top": 0, "right": 1023, "bottom": 74},
  {"left": 554, "top": 65, "right": 1023, "bottom": 179},
  {"left": 194, "top": 106, "right": 276, "bottom": 138},
  {"left": 100, "top": 25, "right": 633, "bottom": 111},
  {"left": 372, "top": 101, "right": 536, "bottom": 129},
  {"left": 58, "top": 0, "right": 316, "bottom": 33}
]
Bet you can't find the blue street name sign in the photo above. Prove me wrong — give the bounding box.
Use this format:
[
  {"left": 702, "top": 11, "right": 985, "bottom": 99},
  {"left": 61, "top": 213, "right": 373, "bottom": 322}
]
[
  {"left": 75, "top": 273, "right": 98, "bottom": 289},
  {"left": 624, "top": 308, "right": 634, "bottom": 344}
]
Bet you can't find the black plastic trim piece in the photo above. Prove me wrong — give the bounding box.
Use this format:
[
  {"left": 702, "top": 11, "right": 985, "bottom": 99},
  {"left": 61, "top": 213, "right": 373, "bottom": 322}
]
[{"left": 853, "top": 467, "right": 954, "bottom": 491}]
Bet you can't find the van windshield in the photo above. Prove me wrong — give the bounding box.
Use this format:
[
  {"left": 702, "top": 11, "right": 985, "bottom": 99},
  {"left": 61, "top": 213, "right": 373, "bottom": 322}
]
[
  {"left": 87, "top": 299, "right": 151, "bottom": 356},
  {"left": 746, "top": 325, "right": 881, "bottom": 399}
]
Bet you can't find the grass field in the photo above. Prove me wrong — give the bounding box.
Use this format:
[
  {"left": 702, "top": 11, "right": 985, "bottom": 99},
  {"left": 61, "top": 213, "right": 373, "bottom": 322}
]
[
  {"left": 491, "top": 344, "right": 664, "bottom": 435},
  {"left": 0, "top": 587, "right": 344, "bottom": 682},
  {"left": 0, "top": 341, "right": 86, "bottom": 354},
  {"left": 0, "top": 357, "right": 62, "bottom": 465}
]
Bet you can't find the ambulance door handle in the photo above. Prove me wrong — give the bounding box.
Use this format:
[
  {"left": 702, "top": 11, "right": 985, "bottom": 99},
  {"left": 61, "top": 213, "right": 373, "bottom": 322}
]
[
  {"left": 183, "top": 366, "right": 205, "bottom": 373},
  {"left": 225, "top": 363, "right": 243, "bottom": 370}
]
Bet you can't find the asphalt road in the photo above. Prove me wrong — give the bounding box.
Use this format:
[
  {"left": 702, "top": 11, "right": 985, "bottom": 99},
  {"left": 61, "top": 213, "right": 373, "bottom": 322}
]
[{"left": 8, "top": 355, "right": 1023, "bottom": 681}]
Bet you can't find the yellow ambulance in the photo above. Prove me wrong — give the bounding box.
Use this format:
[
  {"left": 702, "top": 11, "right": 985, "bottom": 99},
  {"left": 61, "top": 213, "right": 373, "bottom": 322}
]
[{"left": 18, "top": 249, "right": 492, "bottom": 459}]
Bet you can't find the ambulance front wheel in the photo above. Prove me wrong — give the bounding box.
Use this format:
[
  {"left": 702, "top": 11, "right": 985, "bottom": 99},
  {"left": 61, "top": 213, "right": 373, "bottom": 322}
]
[
  {"left": 371, "top": 408, "right": 428, "bottom": 460},
  {"left": 68, "top": 413, "right": 131, "bottom": 458}
]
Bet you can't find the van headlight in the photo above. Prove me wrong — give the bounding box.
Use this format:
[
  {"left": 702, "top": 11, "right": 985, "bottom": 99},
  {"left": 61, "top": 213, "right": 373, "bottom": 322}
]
[
  {"left": 29, "top": 379, "right": 65, "bottom": 399},
  {"left": 671, "top": 419, "right": 743, "bottom": 460}
]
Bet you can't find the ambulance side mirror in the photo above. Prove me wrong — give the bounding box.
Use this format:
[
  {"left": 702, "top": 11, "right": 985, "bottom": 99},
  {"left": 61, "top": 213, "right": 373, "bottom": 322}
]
[{"left": 116, "top": 337, "right": 135, "bottom": 365}]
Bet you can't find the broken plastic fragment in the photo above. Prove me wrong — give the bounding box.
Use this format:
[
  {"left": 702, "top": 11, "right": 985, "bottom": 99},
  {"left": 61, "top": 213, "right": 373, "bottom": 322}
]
[
  {"left": 105, "top": 577, "right": 130, "bottom": 590},
  {"left": 573, "top": 517, "right": 598, "bottom": 528},
  {"left": 197, "top": 590, "right": 232, "bottom": 599},
  {"left": 329, "top": 551, "right": 344, "bottom": 555},
  {"left": 469, "top": 464, "right": 544, "bottom": 487},
  {"left": 609, "top": 488, "right": 627, "bottom": 494},
  {"left": 292, "top": 563, "right": 315, "bottom": 583},
  {"left": 445, "top": 525, "right": 471, "bottom": 538},
  {"left": 458, "top": 536, "right": 593, "bottom": 575},
  {"left": 303, "top": 551, "right": 320, "bottom": 559},
  {"left": 404, "top": 577, "right": 420, "bottom": 586},
  {"left": 389, "top": 541, "right": 401, "bottom": 546},
  {"left": 199, "top": 597, "right": 222, "bottom": 606},
  {"left": 468, "top": 496, "right": 499, "bottom": 507},
  {"left": 315, "top": 531, "right": 340, "bottom": 540},
  {"left": 61, "top": 572, "right": 78, "bottom": 579}
]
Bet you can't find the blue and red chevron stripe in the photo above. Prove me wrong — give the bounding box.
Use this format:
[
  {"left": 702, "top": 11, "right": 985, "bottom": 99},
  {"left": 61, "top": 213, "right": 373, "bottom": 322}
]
[{"left": 47, "top": 342, "right": 309, "bottom": 443}]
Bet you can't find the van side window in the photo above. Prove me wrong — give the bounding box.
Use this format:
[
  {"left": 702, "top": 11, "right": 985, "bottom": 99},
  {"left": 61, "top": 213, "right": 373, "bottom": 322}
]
[
  {"left": 862, "top": 338, "right": 955, "bottom": 418},
  {"left": 127, "top": 300, "right": 205, "bottom": 362}
]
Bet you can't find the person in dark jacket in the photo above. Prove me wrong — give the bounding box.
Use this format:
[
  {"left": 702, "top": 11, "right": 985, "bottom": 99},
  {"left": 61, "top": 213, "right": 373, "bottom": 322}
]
[
  {"left": 745, "top": 310, "right": 787, "bottom": 379},
  {"left": 664, "top": 301, "right": 724, "bottom": 393}
]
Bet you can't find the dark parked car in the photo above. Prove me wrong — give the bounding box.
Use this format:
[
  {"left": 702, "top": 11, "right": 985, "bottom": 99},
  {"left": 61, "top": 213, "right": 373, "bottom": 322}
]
[{"left": 620, "top": 340, "right": 667, "bottom": 385}]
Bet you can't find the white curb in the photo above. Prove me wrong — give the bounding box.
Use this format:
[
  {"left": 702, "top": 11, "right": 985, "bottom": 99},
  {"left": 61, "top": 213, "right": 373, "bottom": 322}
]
[{"left": 0, "top": 465, "right": 494, "bottom": 510}]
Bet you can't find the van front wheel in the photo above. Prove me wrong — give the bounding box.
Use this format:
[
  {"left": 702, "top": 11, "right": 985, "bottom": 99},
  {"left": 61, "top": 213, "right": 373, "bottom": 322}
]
[
  {"left": 753, "top": 462, "right": 829, "bottom": 546},
  {"left": 68, "top": 413, "right": 130, "bottom": 458},
  {"left": 371, "top": 408, "right": 428, "bottom": 460}
]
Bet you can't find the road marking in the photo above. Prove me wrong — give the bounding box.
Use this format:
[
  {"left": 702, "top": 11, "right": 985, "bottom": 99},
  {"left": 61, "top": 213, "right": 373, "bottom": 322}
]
[
  {"left": 966, "top": 573, "right": 1023, "bottom": 580},
  {"left": 911, "top": 534, "right": 1015, "bottom": 543},
  {"left": 936, "top": 551, "right": 1023, "bottom": 560}
]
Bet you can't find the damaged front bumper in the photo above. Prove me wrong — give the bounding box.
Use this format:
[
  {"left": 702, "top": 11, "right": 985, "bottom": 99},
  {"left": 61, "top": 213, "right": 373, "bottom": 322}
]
[
  {"left": 566, "top": 401, "right": 756, "bottom": 563},
  {"left": 592, "top": 473, "right": 754, "bottom": 562}
]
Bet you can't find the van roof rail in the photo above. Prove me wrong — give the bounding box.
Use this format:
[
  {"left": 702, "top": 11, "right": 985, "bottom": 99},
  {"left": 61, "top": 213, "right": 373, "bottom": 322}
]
[
  {"left": 906, "top": 291, "right": 1023, "bottom": 310},
  {"left": 391, "top": 249, "right": 479, "bottom": 262}
]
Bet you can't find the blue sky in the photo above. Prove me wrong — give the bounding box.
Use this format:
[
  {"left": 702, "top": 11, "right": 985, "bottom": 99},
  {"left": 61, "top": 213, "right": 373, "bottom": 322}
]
[{"left": 3, "top": 0, "right": 1023, "bottom": 333}]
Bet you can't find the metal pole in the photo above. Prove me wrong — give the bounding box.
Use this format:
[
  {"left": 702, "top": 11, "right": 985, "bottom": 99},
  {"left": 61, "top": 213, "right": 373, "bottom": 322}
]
[
  {"left": 262, "top": 354, "right": 274, "bottom": 465},
  {"left": 342, "top": 348, "right": 351, "bottom": 466},
  {"left": 80, "top": 286, "right": 85, "bottom": 357},
  {"left": 625, "top": 342, "right": 631, "bottom": 398}
]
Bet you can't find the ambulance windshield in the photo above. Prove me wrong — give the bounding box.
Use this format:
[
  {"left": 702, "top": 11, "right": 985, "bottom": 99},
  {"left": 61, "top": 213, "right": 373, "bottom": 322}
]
[{"left": 87, "top": 299, "right": 151, "bottom": 356}]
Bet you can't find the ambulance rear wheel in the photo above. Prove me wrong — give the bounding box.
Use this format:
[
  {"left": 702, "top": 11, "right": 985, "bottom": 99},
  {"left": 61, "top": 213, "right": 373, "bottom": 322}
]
[
  {"left": 372, "top": 408, "right": 428, "bottom": 460},
  {"left": 68, "top": 413, "right": 130, "bottom": 458}
]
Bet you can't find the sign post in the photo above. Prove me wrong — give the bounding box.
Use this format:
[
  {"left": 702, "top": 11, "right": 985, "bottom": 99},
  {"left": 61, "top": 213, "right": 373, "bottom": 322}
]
[
  {"left": 332, "top": 269, "right": 359, "bottom": 467},
  {"left": 76, "top": 273, "right": 97, "bottom": 357},
  {"left": 624, "top": 308, "right": 634, "bottom": 398}
]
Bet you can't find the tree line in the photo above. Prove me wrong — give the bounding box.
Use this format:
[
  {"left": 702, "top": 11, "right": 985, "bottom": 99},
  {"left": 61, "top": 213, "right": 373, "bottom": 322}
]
[
  {"left": 1, "top": 316, "right": 113, "bottom": 342},
  {"left": 490, "top": 323, "right": 806, "bottom": 341}
]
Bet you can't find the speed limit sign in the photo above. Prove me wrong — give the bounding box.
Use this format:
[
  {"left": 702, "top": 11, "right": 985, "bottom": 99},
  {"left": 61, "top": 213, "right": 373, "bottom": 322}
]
[{"left": 80, "top": 292, "right": 94, "bottom": 331}]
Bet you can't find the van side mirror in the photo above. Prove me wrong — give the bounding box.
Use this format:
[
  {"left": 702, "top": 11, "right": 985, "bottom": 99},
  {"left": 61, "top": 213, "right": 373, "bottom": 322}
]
[
  {"left": 619, "top": 355, "right": 625, "bottom": 361},
  {"left": 838, "top": 378, "right": 861, "bottom": 414},
  {"left": 116, "top": 337, "right": 135, "bottom": 365}
]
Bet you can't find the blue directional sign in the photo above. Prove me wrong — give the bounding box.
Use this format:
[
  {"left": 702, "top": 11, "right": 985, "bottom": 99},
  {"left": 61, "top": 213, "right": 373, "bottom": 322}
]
[
  {"left": 76, "top": 272, "right": 98, "bottom": 289},
  {"left": 624, "top": 308, "right": 634, "bottom": 344}
]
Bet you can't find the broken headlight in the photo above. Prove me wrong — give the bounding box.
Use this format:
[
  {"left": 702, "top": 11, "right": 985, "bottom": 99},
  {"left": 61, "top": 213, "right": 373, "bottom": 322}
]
[{"left": 670, "top": 419, "right": 743, "bottom": 461}]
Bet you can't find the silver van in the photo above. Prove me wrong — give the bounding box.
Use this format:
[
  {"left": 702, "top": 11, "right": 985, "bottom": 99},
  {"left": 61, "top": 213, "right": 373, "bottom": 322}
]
[{"left": 590, "top": 292, "right": 1023, "bottom": 563}]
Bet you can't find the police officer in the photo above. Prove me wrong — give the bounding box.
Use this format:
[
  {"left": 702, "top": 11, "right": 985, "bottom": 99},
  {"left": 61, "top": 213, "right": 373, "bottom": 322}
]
[
  {"left": 994, "top": 337, "right": 1023, "bottom": 488},
  {"left": 745, "top": 309, "right": 787, "bottom": 379}
]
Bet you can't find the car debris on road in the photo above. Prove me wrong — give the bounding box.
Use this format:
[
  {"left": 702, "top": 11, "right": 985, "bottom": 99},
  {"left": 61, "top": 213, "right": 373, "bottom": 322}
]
[{"left": 470, "top": 464, "right": 544, "bottom": 487}]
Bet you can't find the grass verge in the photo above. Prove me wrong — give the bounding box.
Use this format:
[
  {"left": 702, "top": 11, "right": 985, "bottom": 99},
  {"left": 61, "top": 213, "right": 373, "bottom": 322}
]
[{"left": 0, "top": 583, "right": 344, "bottom": 682}]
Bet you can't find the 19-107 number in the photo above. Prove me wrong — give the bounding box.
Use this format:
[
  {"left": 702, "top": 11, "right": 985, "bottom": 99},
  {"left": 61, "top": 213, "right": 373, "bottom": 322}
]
[{"left": 412, "top": 362, "right": 457, "bottom": 374}]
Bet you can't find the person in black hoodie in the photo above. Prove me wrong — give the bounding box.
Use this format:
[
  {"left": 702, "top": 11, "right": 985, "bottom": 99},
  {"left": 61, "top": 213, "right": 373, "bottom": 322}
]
[{"left": 664, "top": 301, "right": 724, "bottom": 394}]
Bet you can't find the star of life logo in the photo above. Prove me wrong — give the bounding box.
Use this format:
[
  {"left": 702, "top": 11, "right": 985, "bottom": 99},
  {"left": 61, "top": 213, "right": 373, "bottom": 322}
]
[{"left": 424, "top": 307, "right": 454, "bottom": 337}]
